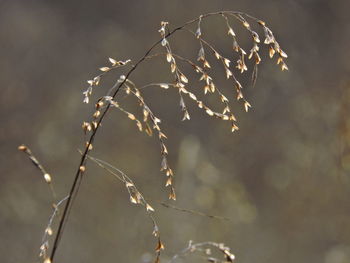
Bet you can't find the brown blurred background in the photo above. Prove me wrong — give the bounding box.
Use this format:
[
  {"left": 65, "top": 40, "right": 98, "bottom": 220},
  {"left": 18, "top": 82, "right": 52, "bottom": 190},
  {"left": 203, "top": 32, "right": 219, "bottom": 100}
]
[{"left": 1, "top": 0, "right": 350, "bottom": 262}]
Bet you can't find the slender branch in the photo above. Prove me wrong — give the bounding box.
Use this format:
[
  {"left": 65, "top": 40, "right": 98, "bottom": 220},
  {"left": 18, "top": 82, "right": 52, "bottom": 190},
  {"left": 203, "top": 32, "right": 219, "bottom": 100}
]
[
  {"left": 18, "top": 145, "right": 57, "bottom": 201},
  {"left": 158, "top": 202, "right": 230, "bottom": 221},
  {"left": 168, "top": 241, "right": 235, "bottom": 263}
]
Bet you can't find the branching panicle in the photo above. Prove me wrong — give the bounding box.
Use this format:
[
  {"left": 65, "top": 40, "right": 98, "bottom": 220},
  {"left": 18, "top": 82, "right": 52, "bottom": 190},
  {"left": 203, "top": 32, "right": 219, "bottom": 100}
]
[{"left": 19, "top": 10, "right": 288, "bottom": 263}]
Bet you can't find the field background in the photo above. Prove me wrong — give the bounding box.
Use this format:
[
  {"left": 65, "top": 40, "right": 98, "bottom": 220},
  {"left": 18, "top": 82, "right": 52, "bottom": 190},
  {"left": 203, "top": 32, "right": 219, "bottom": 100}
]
[{"left": 1, "top": 0, "right": 350, "bottom": 262}]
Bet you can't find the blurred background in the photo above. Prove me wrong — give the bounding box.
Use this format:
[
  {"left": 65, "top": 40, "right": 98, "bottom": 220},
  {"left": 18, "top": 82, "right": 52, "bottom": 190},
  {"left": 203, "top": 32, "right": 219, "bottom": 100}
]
[{"left": 1, "top": 0, "right": 350, "bottom": 262}]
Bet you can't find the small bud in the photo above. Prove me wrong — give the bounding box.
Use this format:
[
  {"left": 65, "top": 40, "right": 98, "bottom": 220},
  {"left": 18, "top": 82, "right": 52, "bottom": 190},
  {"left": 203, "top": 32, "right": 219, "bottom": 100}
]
[
  {"left": 79, "top": 166, "right": 86, "bottom": 172},
  {"left": 95, "top": 101, "right": 104, "bottom": 109},
  {"left": 182, "top": 111, "right": 190, "bottom": 121},
  {"left": 166, "top": 168, "right": 173, "bottom": 177},
  {"left": 159, "top": 83, "right": 169, "bottom": 89},
  {"left": 228, "top": 27, "right": 235, "bottom": 37},
  {"left": 224, "top": 58, "right": 231, "bottom": 67},
  {"left": 269, "top": 46, "right": 275, "bottom": 58},
  {"left": 277, "top": 57, "right": 283, "bottom": 65},
  {"left": 125, "top": 182, "right": 134, "bottom": 187},
  {"left": 279, "top": 49, "right": 288, "bottom": 58},
  {"left": 180, "top": 74, "right": 188, "bottom": 83},
  {"left": 203, "top": 60, "right": 211, "bottom": 68},
  {"left": 161, "top": 38, "right": 168, "bottom": 46},
  {"left": 91, "top": 121, "right": 98, "bottom": 130},
  {"left": 166, "top": 52, "right": 172, "bottom": 63},
  {"left": 206, "top": 109, "right": 214, "bottom": 116},
  {"left": 281, "top": 62, "right": 289, "bottom": 71},
  {"left": 99, "top": 67, "right": 110, "bottom": 72},
  {"left": 44, "top": 173, "right": 52, "bottom": 184},
  {"left": 18, "top": 145, "right": 27, "bottom": 152},
  {"left": 85, "top": 142, "right": 93, "bottom": 150},
  {"left": 243, "top": 21, "right": 250, "bottom": 29},
  {"left": 165, "top": 177, "right": 172, "bottom": 186},
  {"left": 231, "top": 124, "right": 239, "bottom": 132},
  {"left": 127, "top": 113, "right": 136, "bottom": 120},
  {"left": 244, "top": 101, "right": 252, "bottom": 112},
  {"left": 252, "top": 31, "right": 260, "bottom": 43},
  {"left": 258, "top": 20, "right": 266, "bottom": 26},
  {"left": 155, "top": 240, "right": 165, "bottom": 252},
  {"left": 45, "top": 227, "right": 53, "bottom": 236},
  {"left": 93, "top": 110, "right": 101, "bottom": 118},
  {"left": 195, "top": 27, "right": 201, "bottom": 38},
  {"left": 171, "top": 63, "right": 176, "bottom": 73},
  {"left": 146, "top": 204, "right": 155, "bottom": 212},
  {"left": 82, "top": 122, "right": 91, "bottom": 133},
  {"left": 109, "top": 57, "right": 117, "bottom": 65},
  {"left": 93, "top": 76, "right": 100, "bottom": 85},
  {"left": 169, "top": 187, "right": 176, "bottom": 200}
]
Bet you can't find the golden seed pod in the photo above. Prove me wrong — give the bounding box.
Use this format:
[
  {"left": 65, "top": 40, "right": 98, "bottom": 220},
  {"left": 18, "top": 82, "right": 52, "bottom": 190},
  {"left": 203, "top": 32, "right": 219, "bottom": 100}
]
[
  {"left": 258, "top": 20, "right": 266, "bottom": 26},
  {"left": 44, "top": 173, "right": 52, "bottom": 184},
  {"left": 18, "top": 144, "right": 28, "bottom": 152},
  {"left": 95, "top": 101, "right": 104, "bottom": 109},
  {"left": 244, "top": 101, "right": 251, "bottom": 112},
  {"left": 243, "top": 21, "right": 250, "bottom": 29},
  {"left": 166, "top": 168, "right": 174, "bottom": 176},
  {"left": 281, "top": 62, "right": 289, "bottom": 71},
  {"left": 146, "top": 203, "right": 155, "bottom": 212},
  {"left": 93, "top": 110, "right": 101, "bottom": 118},
  {"left": 165, "top": 177, "right": 172, "bottom": 186},
  {"left": 91, "top": 122, "right": 98, "bottom": 130},
  {"left": 155, "top": 240, "right": 165, "bottom": 252},
  {"left": 18, "top": 145, "right": 27, "bottom": 152},
  {"left": 85, "top": 142, "right": 93, "bottom": 150},
  {"left": 127, "top": 113, "right": 136, "bottom": 120},
  {"left": 99, "top": 67, "right": 110, "bottom": 72},
  {"left": 169, "top": 187, "right": 176, "bottom": 200},
  {"left": 108, "top": 57, "right": 117, "bottom": 66},
  {"left": 45, "top": 227, "right": 53, "bottom": 236},
  {"left": 82, "top": 122, "right": 91, "bottom": 132},
  {"left": 231, "top": 124, "right": 239, "bottom": 132},
  {"left": 79, "top": 166, "right": 86, "bottom": 172},
  {"left": 228, "top": 27, "right": 235, "bottom": 37}
]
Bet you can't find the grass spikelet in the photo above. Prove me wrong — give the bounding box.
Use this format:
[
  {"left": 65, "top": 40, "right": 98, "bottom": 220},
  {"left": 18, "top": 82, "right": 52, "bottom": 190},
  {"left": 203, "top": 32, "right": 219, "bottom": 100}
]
[{"left": 18, "top": 145, "right": 56, "bottom": 199}]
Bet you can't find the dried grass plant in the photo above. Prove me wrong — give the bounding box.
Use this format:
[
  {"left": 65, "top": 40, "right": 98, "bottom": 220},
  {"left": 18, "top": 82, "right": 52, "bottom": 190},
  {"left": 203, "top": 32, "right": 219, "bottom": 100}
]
[{"left": 18, "top": 11, "right": 288, "bottom": 263}]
